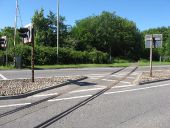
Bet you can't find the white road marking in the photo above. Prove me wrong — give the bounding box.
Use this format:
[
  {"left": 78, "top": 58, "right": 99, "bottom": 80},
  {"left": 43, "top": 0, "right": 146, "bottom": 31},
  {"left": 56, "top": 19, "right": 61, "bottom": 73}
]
[
  {"left": 112, "top": 84, "right": 135, "bottom": 89},
  {"left": 0, "top": 74, "right": 7, "bottom": 80},
  {"left": 69, "top": 88, "right": 103, "bottom": 94},
  {"left": 120, "top": 81, "right": 131, "bottom": 84},
  {"left": 31, "top": 93, "right": 59, "bottom": 97},
  {"left": 105, "top": 83, "right": 170, "bottom": 95},
  {"left": 0, "top": 103, "right": 31, "bottom": 108},
  {"left": 111, "top": 75, "right": 123, "bottom": 77},
  {"left": 126, "top": 76, "right": 136, "bottom": 79},
  {"left": 89, "top": 76, "right": 103, "bottom": 78},
  {"left": 88, "top": 73, "right": 109, "bottom": 76},
  {"left": 102, "top": 79, "right": 116, "bottom": 82},
  {"left": 48, "top": 95, "right": 92, "bottom": 102},
  {"left": 88, "top": 73, "right": 109, "bottom": 79},
  {"left": 113, "top": 73, "right": 125, "bottom": 76},
  {"left": 1, "top": 83, "right": 170, "bottom": 108}
]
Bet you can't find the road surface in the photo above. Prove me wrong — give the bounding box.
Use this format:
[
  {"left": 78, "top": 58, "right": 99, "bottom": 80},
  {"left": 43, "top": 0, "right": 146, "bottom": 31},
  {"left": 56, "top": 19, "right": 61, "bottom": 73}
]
[{"left": 0, "top": 66, "right": 170, "bottom": 128}]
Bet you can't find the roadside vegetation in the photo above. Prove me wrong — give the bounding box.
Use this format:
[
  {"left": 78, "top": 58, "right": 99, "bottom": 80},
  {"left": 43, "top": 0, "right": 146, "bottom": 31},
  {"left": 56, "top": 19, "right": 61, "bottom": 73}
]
[{"left": 0, "top": 9, "right": 170, "bottom": 69}]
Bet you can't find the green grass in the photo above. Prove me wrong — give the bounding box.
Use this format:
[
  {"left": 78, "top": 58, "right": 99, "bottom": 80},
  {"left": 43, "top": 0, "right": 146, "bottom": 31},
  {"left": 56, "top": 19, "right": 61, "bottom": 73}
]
[
  {"left": 138, "top": 61, "right": 170, "bottom": 66},
  {"left": 0, "top": 66, "right": 15, "bottom": 70},
  {"left": 1, "top": 61, "right": 170, "bottom": 70},
  {"left": 35, "top": 63, "right": 131, "bottom": 69}
]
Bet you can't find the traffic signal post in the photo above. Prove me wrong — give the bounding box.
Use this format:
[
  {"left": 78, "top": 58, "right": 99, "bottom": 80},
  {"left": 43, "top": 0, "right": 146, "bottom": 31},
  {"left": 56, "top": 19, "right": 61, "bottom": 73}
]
[
  {"left": 0, "top": 36, "right": 8, "bottom": 66},
  {"left": 17, "top": 24, "right": 35, "bottom": 82},
  {"left": 31, "top": 28, "right": 35, "bottom": 82}
]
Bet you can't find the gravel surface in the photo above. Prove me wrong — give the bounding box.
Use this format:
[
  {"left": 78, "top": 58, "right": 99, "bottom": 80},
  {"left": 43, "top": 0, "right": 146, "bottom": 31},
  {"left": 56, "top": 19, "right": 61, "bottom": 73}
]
[
  {"left": 0, "top": 76, "right": 84, "bottom": 96},
  {"left": 138, "top": 70, "right": 170, "bottom": 84}
]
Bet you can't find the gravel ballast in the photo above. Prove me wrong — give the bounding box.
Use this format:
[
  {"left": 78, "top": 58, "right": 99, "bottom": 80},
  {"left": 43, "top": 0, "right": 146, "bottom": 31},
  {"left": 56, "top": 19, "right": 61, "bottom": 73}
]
[
  {"left": 138, "top": 70, "right": 170, "bottom": 84},
  {"left": 0, "top": 76, "right": 84, "bottom": 96}
]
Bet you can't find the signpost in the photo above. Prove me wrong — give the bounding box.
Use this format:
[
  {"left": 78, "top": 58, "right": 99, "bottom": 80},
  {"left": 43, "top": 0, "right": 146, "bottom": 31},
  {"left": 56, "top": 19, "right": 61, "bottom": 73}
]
[{"left": 145, "top": 34, "right": 163, "bottom": 77}]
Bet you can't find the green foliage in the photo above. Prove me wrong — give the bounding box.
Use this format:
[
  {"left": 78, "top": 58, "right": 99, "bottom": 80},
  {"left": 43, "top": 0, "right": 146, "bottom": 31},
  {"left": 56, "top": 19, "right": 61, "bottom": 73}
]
[
  {"left": 141, "top": 27, "right": 170, "bottom": 60},
  {"left": 2, "top": 8, "right": 170, "bottom": 65},
  {"left": 32, "top": 9, "right": 69, "bottom": 47},
  {"left": 8, "top": 44, "right": 31, "bottom": 66},
  {"left": 0, "top": 27, "right": 21, "bottom": 49},
  {"left": 6, "top": 46, "right": 108, "bottom": 66},
  {"left": 0, "top": 50, "right": 5, "bottom": 65},
  {"left": 71, "top": 11, "right": 142, "bottom": 60}
]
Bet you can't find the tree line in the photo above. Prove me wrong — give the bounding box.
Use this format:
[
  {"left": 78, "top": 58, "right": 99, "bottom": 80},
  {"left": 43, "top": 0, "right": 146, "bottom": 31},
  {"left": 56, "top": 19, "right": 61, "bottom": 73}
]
[{"left": 0, "top": 9, "right": 170, "bottom": 66}]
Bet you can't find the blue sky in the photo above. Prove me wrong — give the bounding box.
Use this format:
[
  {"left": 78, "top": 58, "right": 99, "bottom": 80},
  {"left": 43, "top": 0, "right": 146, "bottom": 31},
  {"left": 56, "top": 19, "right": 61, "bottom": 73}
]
[{"left": 0, "top": 0, "right": 170, "bottom": 31}]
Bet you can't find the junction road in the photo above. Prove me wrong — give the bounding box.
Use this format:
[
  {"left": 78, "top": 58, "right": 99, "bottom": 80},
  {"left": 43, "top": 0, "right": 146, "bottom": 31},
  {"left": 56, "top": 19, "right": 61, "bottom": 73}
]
[{"left": 0, "top": 66, "right": 170, "bottom": 128}]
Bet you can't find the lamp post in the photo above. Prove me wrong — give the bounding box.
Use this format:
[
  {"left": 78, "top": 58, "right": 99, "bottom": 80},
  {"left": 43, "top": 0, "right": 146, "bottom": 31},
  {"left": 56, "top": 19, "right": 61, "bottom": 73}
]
[{"left": 57, "top": 0, "right": 60, "bottom": 63}]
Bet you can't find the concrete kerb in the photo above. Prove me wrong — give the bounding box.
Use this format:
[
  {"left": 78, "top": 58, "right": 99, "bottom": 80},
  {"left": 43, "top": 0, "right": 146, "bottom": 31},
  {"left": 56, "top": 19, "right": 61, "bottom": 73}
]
[
  {"left": 133, "top": 72, "right": 170, "bottom": 85},
  {"left": 139, "top": 78, "right": 170, "bottom": 85},
  {"left": 0, "top": 76, "right": 88, "bottom": 100}
]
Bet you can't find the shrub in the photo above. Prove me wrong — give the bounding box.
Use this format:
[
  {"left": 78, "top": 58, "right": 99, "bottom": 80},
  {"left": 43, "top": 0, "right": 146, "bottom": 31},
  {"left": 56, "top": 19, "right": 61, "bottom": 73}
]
[
  {"left": 0, "top": 50, "right": 5, "bottom": 65},
  {"left": 7, "top": 45, "right": 109, "bottom": 66}
]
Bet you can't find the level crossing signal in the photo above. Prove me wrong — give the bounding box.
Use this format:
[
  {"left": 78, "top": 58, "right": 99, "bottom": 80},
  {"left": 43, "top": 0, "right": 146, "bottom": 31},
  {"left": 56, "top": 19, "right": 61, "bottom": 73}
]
[
  {"left": 17, "top": 24, "right": 33, "bottom": 43},
  {"left": 0, "top": 36, "right": 7, "bottom": 48}
]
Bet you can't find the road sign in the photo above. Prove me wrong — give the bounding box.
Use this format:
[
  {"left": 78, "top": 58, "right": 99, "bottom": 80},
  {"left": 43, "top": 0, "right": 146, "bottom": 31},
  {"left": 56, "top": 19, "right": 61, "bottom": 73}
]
[
  {"left": 145, "top": 34, "right": 162, "bottom": 48},
  {"left": 145, "top": 34, "right": 163, "bottom": 77}
]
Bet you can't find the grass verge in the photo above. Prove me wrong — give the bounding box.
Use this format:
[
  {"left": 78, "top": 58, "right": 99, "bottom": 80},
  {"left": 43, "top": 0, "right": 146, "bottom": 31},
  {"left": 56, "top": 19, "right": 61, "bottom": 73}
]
[
  {"left": 35, "top": 63, "right": 131, "bottom": 69},
  {"left": 0, "top": 66, "right": 15, "bottom": 70},
  {"left": 138, "top": 61, "right": 170, "bottom": 66},
  {"left": 1, "top": 61, "right": 170, "bottom": 70}
]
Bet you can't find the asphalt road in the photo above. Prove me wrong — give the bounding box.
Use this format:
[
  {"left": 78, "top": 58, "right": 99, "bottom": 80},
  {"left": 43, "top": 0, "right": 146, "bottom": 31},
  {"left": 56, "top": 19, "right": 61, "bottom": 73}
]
[{"left": 0, "top": 66, "right": 170, "bottom": 128}]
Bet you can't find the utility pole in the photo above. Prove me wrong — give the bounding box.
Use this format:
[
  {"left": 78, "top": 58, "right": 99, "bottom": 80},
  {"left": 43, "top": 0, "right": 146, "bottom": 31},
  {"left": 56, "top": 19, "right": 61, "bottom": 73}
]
[
  {"left": 14, "top": 0, "right": 18, "bottom": 46},
  {"left": 57, "top": 0, "right": 60, "bottom": 63}
]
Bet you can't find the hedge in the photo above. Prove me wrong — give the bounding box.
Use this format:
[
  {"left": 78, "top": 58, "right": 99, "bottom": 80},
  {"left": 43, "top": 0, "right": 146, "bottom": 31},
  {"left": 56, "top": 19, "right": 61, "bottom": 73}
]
[{"left": 3, "top": 45, "right": 109, "bottom": 66}]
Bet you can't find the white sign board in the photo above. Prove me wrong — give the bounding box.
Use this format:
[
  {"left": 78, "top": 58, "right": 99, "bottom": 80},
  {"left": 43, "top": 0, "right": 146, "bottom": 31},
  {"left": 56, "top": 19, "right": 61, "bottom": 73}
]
[{"left": 145, "top": 34, "right": 162, "bottom": 48}]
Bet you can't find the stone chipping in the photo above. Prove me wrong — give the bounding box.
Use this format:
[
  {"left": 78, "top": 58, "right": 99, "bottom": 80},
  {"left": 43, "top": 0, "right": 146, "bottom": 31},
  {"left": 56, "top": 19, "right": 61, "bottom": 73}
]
[
  {"left": 0, "top": 76, "right": 84, "bottom": 96},
  {"left": 138, "top": 70, "right": 170, "bottom": 84}
]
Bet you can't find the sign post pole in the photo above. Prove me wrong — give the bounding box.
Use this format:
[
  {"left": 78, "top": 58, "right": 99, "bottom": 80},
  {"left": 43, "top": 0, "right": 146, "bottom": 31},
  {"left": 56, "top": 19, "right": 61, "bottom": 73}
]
[
  {"left": 150, "top": 36, "right": 153, "bottom": 77},
  {"left": 145, "top": 34, "right": 162, "bottom": 77}
]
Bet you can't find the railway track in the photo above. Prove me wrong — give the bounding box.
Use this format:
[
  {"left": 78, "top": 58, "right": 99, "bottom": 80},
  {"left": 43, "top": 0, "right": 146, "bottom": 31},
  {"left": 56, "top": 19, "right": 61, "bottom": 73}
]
[
  {"left": 34, "top": 66, "right": 138, "bottom": 128},
  {"left": 0, "top": 67, "right": 127, "bottom": 126}
]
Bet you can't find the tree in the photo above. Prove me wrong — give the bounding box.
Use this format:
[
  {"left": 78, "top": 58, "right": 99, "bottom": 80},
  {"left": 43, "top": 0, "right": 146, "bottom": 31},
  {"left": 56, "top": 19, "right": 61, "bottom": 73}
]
[
  {"left": 71, "top": 11, "right": 142, "bottom": 60},
  {"left": 32, "top": 8, "right": 49, "bottom": 46},
  {"left": 0, "top": 27, "right": 21, "bottom": 49},
  {"left": 32, "top": 9, "right": 69, "bottom": 47}
]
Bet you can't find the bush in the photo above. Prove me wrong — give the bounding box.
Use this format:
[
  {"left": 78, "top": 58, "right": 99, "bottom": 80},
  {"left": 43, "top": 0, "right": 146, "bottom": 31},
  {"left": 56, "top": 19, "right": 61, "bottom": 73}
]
[
  {"left": 6, "top": 45, "right": 109, "bottom": 66},
  {"left": 8, "top": 44, "right": 31, "bottom": 66},
  {"left": 0, "top": 50, "right": 5, "bottom": 65}
]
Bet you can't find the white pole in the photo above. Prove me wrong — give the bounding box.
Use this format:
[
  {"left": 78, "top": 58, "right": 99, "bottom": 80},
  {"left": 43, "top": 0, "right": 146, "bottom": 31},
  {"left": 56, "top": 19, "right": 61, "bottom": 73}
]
[
  {"left": 14, "top": 0, "right": 18, "bottom": 46},
  {"left": 57, "top": 0, "right": 60, "bottom": 63}
]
